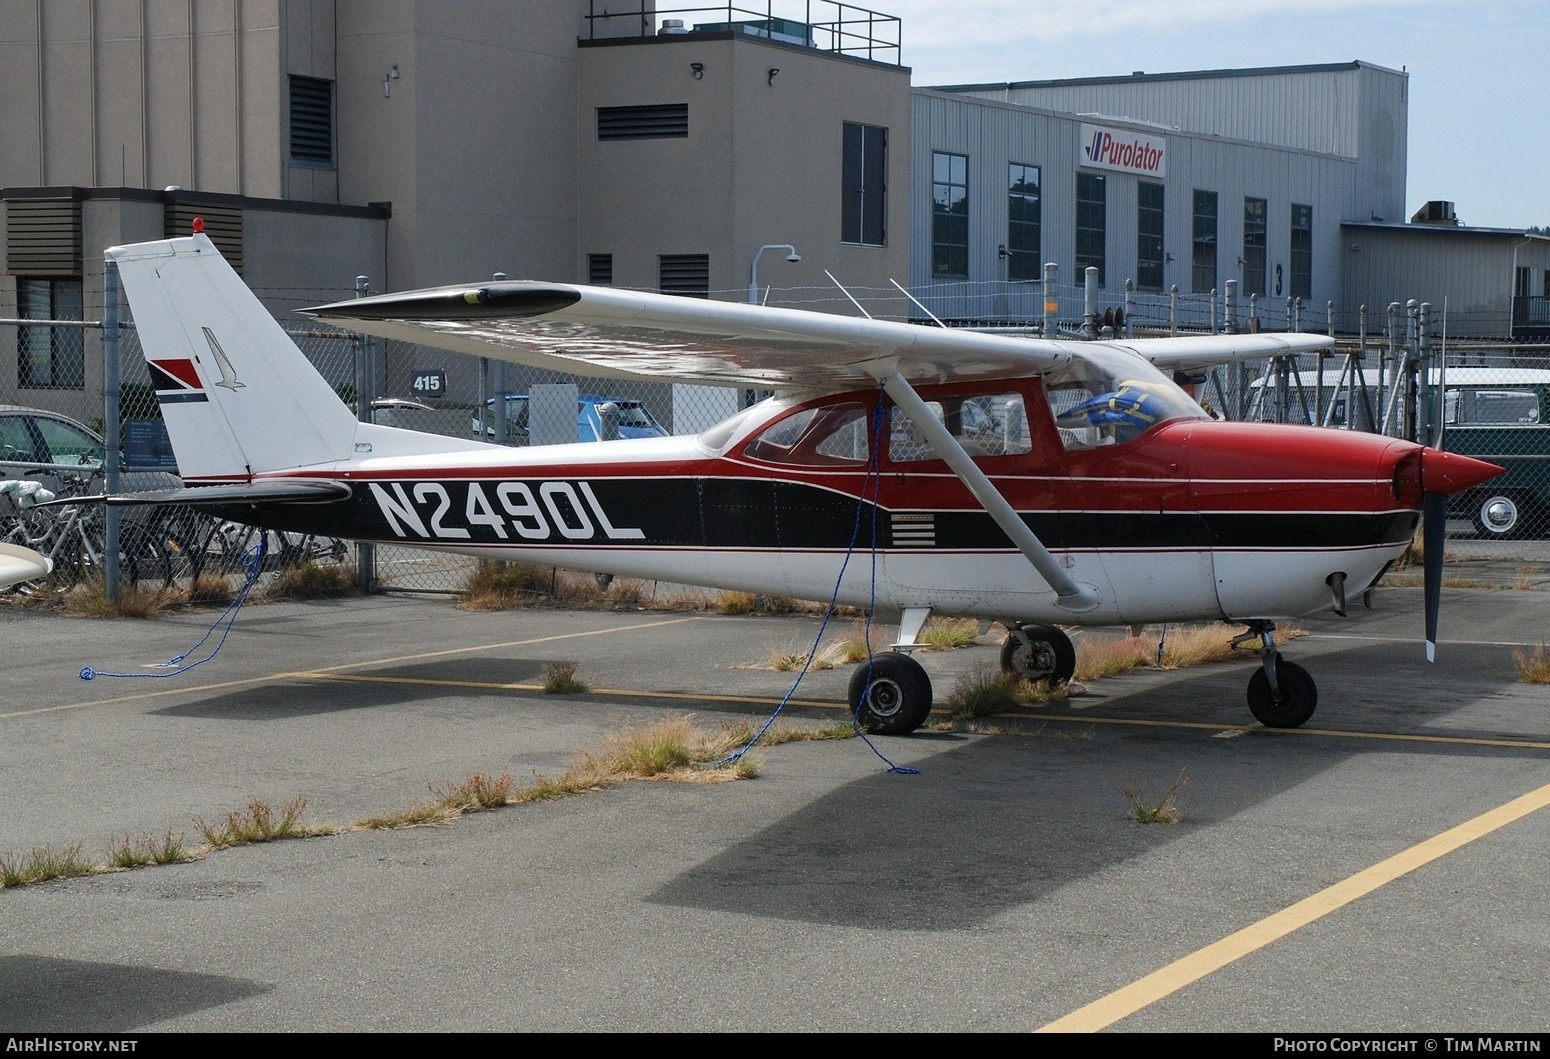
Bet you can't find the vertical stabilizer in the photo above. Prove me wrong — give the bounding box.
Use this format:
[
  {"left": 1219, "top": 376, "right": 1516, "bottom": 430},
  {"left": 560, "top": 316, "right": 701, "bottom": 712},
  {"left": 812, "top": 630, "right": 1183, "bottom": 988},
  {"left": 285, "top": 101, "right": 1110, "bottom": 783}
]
[{"left": 108, "top": 234, "right": 358, "bottom": 481}]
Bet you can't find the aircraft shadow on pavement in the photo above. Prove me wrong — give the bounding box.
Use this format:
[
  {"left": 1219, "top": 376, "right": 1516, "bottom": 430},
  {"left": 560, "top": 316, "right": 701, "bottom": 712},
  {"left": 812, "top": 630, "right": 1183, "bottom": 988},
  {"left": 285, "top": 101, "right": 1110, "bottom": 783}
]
[
  {"left": 648, "top": 647, "right": 1544, "bottom": 930},
  {"left": 0, "top": 954, "right": 269, "bottom": 1032},
  {"left": 149, "top": 657, "right": 569, "bottom": 719}
]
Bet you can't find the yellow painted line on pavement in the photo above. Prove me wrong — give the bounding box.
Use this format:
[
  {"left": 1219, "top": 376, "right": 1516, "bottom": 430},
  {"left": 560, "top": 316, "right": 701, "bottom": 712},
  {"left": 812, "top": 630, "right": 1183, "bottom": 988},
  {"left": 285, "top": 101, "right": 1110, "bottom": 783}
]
[{"left": 1036, "top": 780, "right": 1550, "bottom": 1033}]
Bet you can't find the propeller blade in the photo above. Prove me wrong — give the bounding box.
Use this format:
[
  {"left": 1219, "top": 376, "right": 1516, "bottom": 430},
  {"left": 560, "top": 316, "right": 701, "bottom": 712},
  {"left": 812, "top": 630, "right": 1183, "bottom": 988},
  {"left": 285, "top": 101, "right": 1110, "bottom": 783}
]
[{"left": 1422, "top": 491, "right": 1447, "bottom": 662}]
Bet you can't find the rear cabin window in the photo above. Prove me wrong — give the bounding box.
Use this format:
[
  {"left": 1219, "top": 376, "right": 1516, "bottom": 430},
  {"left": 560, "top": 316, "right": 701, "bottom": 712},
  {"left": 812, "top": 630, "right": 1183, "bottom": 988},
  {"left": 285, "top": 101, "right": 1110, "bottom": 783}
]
[{"left": 742, "top": 402, "right": 870, "bottom": 466}]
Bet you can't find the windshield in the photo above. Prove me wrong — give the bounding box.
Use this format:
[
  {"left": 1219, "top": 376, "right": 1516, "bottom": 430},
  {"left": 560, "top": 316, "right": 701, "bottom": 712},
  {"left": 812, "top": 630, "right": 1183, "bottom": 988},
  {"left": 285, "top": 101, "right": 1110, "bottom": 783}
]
[{"left": 1043, "top": 346, "right": 1205, "bottom": 450}]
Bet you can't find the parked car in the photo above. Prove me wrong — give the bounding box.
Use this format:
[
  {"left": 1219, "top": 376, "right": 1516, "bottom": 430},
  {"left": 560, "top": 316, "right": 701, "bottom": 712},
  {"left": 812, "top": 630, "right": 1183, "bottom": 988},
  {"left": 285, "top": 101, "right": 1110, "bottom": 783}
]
[
  {"left": 473, "top": 392, "right": 668, "bottom": 444},
  {"left": 0, "top": 405, "right": 180, "bottom": 495}
]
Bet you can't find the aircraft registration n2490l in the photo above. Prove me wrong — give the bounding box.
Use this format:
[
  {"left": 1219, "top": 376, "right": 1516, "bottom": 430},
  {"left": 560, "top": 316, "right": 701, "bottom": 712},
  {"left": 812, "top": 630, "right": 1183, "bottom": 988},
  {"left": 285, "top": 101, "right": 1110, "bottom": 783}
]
[{"left": 105, "top": 233, "right": 1502, "bottom": 734}]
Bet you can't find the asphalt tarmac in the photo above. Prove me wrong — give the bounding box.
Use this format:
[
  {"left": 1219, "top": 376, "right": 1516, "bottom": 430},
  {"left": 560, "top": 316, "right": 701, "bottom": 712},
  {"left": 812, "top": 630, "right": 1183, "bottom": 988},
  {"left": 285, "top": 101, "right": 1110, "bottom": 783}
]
[{"left": 1, "top": 584, "right": 1547, "bottom": 1033}]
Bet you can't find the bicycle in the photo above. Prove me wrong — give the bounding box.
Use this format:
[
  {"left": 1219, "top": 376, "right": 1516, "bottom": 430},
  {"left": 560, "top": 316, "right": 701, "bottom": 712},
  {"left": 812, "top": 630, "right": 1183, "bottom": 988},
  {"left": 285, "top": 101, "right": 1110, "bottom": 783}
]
[{"left": 0, "top": 468, "right": 172, "bottom": 593}]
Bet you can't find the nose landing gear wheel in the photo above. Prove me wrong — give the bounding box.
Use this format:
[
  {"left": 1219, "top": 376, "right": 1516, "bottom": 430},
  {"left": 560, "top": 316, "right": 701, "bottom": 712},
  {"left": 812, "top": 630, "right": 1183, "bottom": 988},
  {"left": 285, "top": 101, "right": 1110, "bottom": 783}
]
[
  {"left": 848, "top": 653, "right": 933, "bottom": 735},
  {"left": 1246, "top": 655, "right": 1318, "bottom": 728}
]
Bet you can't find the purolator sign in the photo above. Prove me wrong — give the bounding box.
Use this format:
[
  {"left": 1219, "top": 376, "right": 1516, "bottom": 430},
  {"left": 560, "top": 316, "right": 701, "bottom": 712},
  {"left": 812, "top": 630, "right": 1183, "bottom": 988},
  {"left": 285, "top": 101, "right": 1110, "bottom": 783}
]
[{"left": 1080, "top": 123, "right": 1167, "bottom": 178}]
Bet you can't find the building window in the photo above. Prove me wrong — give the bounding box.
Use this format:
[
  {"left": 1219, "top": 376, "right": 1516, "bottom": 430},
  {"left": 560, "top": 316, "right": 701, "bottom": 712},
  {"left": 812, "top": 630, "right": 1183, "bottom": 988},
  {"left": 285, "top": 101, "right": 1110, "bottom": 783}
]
[
  {"left": 1192, "top": 190, "right": 1217, "bottom": 293},
  {"left": 1242, "top": 197, "right": 1267, "bottom": 297},
  {"left": 588, "top": 254, "right": 613, "bottom": 285},
  {"left": 289, "top": 76, "right": 334, "bottom": 166},
  {"left": 598, "top": 104, "right": 689, "bottom": 141},
  {"left": 1290, "top": 204, "right": 1312, "bottom": 301},
  {"left": 1075, "top": 172, "right": 1106, "bottom": 286},
  {"left": 1006, "top": 164, "right": 1041, "bottom": 282},
  {"left": 1137, "top": 181, "right": 1165, "bottom": 291},
  {"left": 842, "top": 123, "right": 887, "bottom": 246},
  {"left": 931, "top": 151, "right": 968, "bottom": 278},
  {"left": 16, "top": 278, "right": 84, "bottom": 389},
  {"left": 659, "top": 254, "right": 709, "bottom": 298}
]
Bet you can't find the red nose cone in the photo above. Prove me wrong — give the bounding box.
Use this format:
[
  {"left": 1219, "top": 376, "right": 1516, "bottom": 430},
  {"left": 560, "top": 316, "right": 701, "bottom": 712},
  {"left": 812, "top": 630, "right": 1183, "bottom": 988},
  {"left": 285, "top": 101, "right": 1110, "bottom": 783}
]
[{"left": 1419, "top": 448, "right": 1504, "bottom": 496}]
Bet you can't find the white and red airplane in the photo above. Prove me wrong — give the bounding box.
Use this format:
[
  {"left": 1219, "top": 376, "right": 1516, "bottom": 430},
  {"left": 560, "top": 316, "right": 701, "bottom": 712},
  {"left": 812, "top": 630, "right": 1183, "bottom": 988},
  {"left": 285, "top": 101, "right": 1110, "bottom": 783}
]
[{"left": 105, "top": 233, "right": 1501, "bottom": 734}]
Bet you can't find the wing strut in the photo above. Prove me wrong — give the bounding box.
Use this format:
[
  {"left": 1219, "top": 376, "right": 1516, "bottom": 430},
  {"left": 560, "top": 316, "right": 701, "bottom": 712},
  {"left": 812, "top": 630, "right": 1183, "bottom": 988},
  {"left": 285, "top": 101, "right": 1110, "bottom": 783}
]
[{"left": 866, "top": 363, "right": 1102, "bottom": 614}]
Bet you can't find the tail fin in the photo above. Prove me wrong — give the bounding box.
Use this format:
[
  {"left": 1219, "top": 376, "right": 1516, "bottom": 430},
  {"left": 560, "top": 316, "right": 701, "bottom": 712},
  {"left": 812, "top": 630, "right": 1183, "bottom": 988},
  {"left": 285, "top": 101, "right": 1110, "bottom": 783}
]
[{"left": 108, "top": 234, "right": 358, "bottom": 482}]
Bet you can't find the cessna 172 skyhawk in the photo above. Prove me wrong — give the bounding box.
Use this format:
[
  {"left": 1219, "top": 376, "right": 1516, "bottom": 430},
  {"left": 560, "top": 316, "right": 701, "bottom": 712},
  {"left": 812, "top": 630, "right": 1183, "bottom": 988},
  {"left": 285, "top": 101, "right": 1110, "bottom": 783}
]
[{"left": 105, "top": 233, "right": 1501, "bottom": 735}]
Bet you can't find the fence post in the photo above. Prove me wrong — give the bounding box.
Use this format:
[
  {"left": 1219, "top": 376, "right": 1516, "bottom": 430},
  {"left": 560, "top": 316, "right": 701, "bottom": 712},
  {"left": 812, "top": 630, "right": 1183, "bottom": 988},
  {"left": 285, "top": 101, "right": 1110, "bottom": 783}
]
[
  {"left": 353, "top": 273, "right": 376, "bottom": 591},
  {"left": 1224, "top": 281, "right": 1238, "bottom": 335},
  {"left": 1169, "top": 284, "right": 1178, "bottom": 337},
  {"left": 103, "top": 258, "right": 121, "bottom": 601},
  {"left": 1041, "top": 262, "right": 1058, "bottom": 338},
  {"left": 1082, "top": 266, "right": 1098, "bottom": 338}
]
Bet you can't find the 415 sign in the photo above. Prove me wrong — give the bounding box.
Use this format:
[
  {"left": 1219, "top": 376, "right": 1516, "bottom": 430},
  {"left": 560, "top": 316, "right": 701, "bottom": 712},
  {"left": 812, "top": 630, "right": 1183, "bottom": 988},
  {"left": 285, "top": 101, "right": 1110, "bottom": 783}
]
[{"left": 410, "top": 369, "right": 447, "bottom": 398}]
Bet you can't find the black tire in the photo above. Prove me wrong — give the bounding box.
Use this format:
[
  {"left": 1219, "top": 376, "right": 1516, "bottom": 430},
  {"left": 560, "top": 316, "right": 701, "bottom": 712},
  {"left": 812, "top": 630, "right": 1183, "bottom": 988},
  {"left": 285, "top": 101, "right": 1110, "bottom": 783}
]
[
  {"left": 848, "top": 652, "right": 933, "bottom": 735},
  {"left": 1471, "top": 492, "right": 1537, "bottom": 540},
  {"left": 1246, "top": 656, "right": 1318, "bottom": 728},
  {"left": 1000, "top": 624, "right": 1077, "bottom": 684}
]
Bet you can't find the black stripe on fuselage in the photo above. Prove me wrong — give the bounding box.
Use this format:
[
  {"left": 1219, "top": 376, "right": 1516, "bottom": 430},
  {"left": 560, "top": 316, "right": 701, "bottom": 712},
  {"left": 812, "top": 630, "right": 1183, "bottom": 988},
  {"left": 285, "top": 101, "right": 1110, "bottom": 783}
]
[{"left": 218, "top": 476, "right": 1418, "bottom": 554}]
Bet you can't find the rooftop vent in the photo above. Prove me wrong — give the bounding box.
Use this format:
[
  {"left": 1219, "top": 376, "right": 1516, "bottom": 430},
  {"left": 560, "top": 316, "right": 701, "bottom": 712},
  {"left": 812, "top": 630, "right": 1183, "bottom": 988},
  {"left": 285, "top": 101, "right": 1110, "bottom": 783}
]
[{"left": 1410, "top": 200, "right": 1459, "bottom": 226}]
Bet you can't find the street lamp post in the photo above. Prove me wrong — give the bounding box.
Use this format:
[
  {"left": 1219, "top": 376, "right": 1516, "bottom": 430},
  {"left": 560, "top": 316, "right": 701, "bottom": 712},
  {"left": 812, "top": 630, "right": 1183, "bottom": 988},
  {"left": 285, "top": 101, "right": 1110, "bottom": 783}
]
[{"left": 749, "top": 243, "right": 801, "bottom": 304}]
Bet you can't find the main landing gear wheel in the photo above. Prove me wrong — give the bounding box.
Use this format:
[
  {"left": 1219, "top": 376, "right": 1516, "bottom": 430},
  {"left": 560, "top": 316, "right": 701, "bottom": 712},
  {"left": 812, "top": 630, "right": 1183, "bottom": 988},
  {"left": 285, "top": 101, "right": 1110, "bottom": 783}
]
[
  {"left": 1000, "top": 624, "right": 1077, "bottom": 684},
  {"left": 1246, "top": 654, "right": 1318, "bottom": 728},
  {"left": 849, "top": 653, "right": 933, "bottom": 735}
]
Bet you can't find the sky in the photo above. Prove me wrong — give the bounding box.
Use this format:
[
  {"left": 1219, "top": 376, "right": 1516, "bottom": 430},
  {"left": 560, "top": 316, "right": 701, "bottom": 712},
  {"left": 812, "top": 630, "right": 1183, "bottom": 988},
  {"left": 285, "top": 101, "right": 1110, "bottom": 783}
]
[{"left": 877, "top": 0, "right": 1547, "bottom": 230}]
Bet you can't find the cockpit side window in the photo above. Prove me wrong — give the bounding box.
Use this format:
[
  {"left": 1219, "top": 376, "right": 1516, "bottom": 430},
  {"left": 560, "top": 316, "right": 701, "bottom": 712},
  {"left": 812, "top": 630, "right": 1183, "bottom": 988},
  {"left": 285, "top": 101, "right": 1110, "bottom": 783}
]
[
  {"left": 887, "top": 392, "right": 1032, "bottom": 463},
  {"left": 742, "top": 402, "right": 870, "bottom": 466},
  {"left": 1044, "top": 347, "right": 1204, "bottom": 450}
]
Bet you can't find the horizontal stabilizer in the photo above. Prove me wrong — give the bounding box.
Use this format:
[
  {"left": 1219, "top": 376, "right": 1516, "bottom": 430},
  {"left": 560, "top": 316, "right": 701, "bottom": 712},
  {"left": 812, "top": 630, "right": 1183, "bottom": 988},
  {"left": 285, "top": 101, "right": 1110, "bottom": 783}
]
[{"left": 105, "top": 480, "right": 352, "bottom": 507}]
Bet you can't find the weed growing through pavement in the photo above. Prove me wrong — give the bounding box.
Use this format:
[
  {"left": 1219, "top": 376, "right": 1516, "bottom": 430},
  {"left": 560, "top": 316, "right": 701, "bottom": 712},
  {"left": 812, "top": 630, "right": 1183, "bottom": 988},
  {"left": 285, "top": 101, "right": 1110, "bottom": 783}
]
[
  {"left": 918, "top": 617, "right": 980, "bottom": 651},
  {"left": 0, "top": 719, "right": 856, "bottom": 891},
  {"left": 542, "top": 661, "right": 589, "bottom": 693},
  {"left": 196, "top": 797, "right": 313, "bottom": 849},
  {"left": 1124, "top": 771, "right": 1189, "bottom": 824},
  {"left": 0, "top": 844, "right": 92, "bottom": 888},
  {"left": 1515, "top": 644, "right": 1550, "bottom": 684}
]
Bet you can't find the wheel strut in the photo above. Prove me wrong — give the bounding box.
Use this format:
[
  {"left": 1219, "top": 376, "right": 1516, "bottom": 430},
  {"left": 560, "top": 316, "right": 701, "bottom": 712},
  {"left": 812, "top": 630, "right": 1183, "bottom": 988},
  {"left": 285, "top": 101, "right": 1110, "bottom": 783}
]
[{"left": 1233, "top": 620, "right": 1282, "bottom": 702}]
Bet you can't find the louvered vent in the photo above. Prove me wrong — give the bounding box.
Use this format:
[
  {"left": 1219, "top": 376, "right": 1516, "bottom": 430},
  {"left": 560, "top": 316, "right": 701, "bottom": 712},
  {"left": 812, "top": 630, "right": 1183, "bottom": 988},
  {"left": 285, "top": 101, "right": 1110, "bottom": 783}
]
[
  {"left": 659, "top": 254, "right": 709, "bottom": 298},
  {"left": 598, "top": 104, "right": 689, "bottom": 141},
  {"left": 6, "top": 198, "right": 82, "bottom": 274},
  {"left": 164, "top": 204, "right": 243, "bottom": 274},
  {"left": 290, "top": 75, "right": 335, "bottom": 164}
]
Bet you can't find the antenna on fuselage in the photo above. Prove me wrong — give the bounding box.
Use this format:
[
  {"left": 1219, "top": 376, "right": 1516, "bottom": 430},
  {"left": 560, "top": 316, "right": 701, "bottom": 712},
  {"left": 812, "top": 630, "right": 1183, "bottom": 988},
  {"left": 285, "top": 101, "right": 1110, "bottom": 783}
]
[
  {"left": 824, "top": 270, "right": 872, "bottom": 319},
  {"left": 889, "top": 278, "right": 948, "bottom": 328}
]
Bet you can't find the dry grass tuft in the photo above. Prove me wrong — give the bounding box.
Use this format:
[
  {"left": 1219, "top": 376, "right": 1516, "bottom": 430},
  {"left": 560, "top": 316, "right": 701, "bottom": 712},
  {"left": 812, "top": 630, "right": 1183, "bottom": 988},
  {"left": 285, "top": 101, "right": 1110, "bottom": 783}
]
[
  {"left": 918, "top": 617, "right": 981, "bottom": 651},
  {"left": 264, "top": 561, "right": 357, "bottom": 599},
  {"left": 715, "top": 590, "right": 757, "bottom": 614},
  {"left": 945, "top": 667, "right": 1066, "bottom": 719},
  {"left": 1124, "top": 770, "right": 1189, "bottom": 824},
  {"left": 459, "top": 560, "right": 556, "bottom": 610},
  {"left": 1072, "top": 623, "right": 1305, "bottom": 682},
  {"left": 181, "top": 573, "right": 237, "bottom": 604},
  {"left": 60, "top": 579, "right": 168, "bottom": 619},
  {"left": 542, "top": 661, "right": 589, "bottom": 693},
  {"left": 1514, "top": 643, "right": 1550, "bottom": 684},
  {"left": 196, "top": 797, "right": 316, "bottom": 849},
  {"left": 0, "top": 843, "right": 93, "bottom": 888}
]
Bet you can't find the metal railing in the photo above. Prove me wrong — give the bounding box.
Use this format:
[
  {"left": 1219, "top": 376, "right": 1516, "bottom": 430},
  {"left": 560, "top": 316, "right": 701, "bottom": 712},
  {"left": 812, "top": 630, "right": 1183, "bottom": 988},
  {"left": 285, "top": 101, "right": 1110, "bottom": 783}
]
[{"left": 583, "top": 1, "right": 902, "bottom": 64}]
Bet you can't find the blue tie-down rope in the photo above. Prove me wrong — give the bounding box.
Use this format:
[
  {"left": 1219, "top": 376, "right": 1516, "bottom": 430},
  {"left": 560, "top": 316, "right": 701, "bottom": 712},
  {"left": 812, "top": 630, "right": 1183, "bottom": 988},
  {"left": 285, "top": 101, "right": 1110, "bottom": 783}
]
[
  {"left": 80, "top": 534, "right": 268, "bottom": 681},
  {"left": 725, "top": 395, "right": 919, "bottom": 775}
]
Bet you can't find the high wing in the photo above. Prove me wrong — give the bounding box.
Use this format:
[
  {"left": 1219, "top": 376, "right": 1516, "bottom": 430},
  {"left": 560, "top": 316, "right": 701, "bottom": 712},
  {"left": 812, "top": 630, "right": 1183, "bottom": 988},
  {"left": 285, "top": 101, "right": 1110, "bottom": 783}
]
[{"left": 305, "top": 281, "right": 1331, "bottom": 390}]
